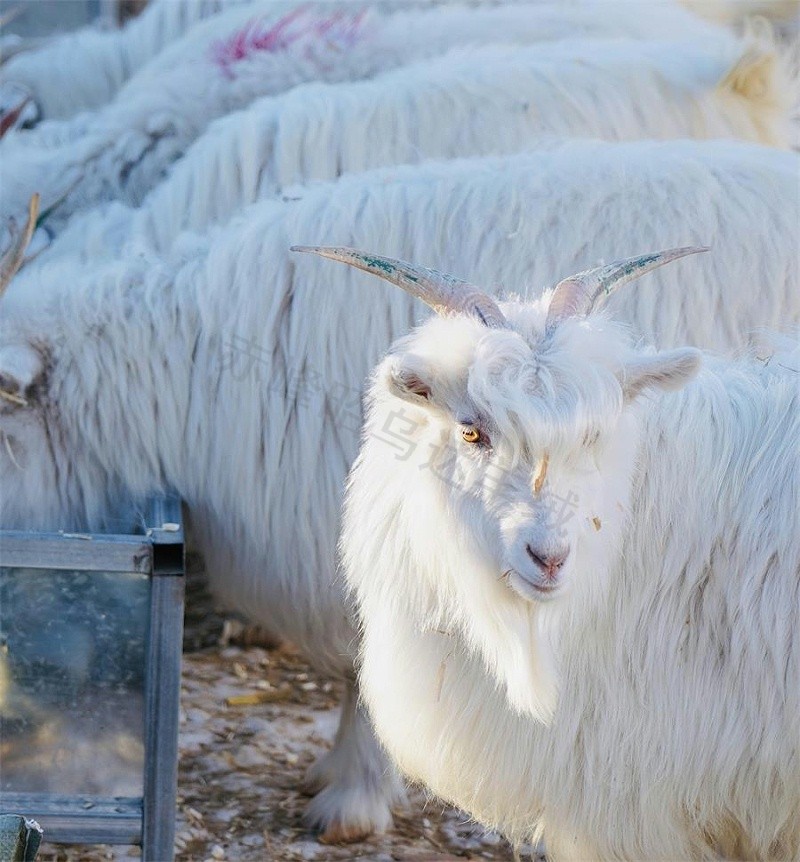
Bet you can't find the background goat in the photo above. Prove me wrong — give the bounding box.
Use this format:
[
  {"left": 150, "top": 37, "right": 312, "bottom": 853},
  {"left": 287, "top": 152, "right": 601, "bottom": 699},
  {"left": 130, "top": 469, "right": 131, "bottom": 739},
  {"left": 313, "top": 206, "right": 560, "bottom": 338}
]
[
  {"left": 37, "top": 34, "right": 792, "bottom": 267},
  {"left": 0, "top": 0, "right": 732, "bottom": 239}
]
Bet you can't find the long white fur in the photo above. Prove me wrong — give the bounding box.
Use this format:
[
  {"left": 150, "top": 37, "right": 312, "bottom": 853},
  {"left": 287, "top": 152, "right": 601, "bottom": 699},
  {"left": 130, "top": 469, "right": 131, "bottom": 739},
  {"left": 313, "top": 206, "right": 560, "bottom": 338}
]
[
  {"left": 38, "top": 34, "right": 795, "bottom": 267},
  {"left": 1, "top": 138, "right": 797, "bottom": 837},
  {"left": 342, "top": 291, "right": 800, "bottom": 859},
  {"left": 0, "top": 0, "right": 731, "bottom": 237},
  {"left": 0, "top": 0, "right": 256, "bottom": 120}
]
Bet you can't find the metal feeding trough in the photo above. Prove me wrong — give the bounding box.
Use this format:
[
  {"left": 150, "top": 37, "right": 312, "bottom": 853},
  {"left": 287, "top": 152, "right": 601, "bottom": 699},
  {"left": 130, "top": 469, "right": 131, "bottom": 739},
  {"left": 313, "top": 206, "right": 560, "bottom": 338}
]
[{"left": 0, "top": 496, "right": 185, "bottom": 861}]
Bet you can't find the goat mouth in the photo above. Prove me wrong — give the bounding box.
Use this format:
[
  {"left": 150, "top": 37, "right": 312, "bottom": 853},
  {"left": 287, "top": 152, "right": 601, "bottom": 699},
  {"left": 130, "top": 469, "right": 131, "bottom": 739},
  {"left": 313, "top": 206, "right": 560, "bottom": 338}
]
[{"left": 505, "top": 569, "right": 561, "bottom": 603}]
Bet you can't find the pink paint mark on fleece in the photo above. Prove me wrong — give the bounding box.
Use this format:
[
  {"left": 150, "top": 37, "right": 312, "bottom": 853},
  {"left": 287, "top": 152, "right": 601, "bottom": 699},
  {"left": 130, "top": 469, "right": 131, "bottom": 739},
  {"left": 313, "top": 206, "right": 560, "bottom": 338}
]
[{"left": 210, "top": 5, "right": 368, "bottom": 80}]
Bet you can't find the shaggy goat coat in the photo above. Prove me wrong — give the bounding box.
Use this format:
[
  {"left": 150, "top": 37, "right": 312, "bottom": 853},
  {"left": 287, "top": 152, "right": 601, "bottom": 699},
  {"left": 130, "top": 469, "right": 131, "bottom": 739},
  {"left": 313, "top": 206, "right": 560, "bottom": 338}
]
[
  {"left": 342, "top": 301, "right": 800, "bottom": 859},
  {"left": 41, "top": 34, "right": 794, "bottom": 266},
  {"left": 0, "top": 0, "right": 731, "bottom": 237}
]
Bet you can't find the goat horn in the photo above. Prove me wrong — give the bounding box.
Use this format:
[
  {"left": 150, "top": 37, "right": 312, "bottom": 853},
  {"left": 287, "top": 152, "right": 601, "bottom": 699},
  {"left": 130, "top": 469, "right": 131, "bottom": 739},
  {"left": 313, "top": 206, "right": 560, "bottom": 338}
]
[
  {"left": 291, "top": 245, "right": 508, "bottom": 328},
  {"left": 0, "top": 192, "right": 40, "bottom": 295},
  {"left": 545, "top": 246, "right": 709, "bottom": 332}
]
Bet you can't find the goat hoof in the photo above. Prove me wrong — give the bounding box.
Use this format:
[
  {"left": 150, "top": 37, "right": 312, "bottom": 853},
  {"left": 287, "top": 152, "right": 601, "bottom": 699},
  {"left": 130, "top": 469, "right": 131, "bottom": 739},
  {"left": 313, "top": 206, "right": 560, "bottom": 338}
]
[
  {"left": 303, "top": 779, "right": 400, "bottom": 844},
  {"left": 318, "top": 821, "right": 376, "bottom": 845}
]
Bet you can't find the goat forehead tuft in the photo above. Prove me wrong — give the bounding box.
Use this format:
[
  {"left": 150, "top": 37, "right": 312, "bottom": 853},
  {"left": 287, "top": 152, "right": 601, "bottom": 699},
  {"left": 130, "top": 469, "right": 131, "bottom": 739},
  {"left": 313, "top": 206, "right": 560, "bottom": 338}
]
[
  {"left": 391, "top": 307, "right": 632, "bottom": 451},
  {"left": 464, "top": 323, "right": 629, "bottom": 453}
]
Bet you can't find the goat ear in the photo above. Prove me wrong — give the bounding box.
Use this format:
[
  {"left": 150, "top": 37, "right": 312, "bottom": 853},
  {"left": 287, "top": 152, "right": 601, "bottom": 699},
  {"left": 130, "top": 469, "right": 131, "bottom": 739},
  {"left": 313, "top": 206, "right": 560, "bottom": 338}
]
[
  {"left": 0, "top": 344, "right": 45, "bottom": 408},
  {"left": 621, "top": 348, "right": 701, "bottom": 401},
  {"left": 718, "top": 48, "right": 776, "bottom": 103},
  {"left": 384, "top": 355, "right": 434, "bottom": 405}
]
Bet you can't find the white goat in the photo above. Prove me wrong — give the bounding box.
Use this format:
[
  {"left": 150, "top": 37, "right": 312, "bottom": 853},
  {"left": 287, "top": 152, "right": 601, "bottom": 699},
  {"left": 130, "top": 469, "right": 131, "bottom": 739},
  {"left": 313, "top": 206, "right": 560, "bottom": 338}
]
[
  {"left": 330, "top": 245, "right": 800, "bottom": 861},
  {"left": 0, "top": 0, "right": 256, "bottom": 121},
  {"left": 68, "top": 35, "right": 788, "bottom": 261},
  {"left": 0, "top": 0, "right": 731, "bottom": 236},
  {"left": 0, "top": 139, "right": 796, "bottom": 840}
]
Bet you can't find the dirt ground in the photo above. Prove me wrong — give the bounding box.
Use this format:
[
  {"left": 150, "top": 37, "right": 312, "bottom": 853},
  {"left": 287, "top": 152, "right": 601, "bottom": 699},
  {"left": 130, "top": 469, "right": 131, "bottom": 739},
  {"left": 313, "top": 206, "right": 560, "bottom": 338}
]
[
  {"left": 37, "top": 642, "right": 540, "bottom": 862},
  {"left": 36, "top": 564, "right": 541, "bottom": 862}
]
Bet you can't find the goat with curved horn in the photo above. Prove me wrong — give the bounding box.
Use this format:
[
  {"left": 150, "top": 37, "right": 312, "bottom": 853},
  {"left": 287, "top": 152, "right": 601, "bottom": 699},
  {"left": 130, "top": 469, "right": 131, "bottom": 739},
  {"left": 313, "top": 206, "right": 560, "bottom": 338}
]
[
  {"left": 546, "top": 246, "right": 708, "bottom": 332},
  {"left": 0, "top": 192, "right": 39, "bottom": 295},
  {"left": 291, "top": 245, "right": 508, "bottom": 329}
]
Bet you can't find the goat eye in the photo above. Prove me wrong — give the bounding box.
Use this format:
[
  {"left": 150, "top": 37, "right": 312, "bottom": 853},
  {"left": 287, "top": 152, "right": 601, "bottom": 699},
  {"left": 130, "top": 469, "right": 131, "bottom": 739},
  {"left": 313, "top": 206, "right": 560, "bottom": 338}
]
[{"left": 461, "top": 426, "right": 481, "bottom": 444}]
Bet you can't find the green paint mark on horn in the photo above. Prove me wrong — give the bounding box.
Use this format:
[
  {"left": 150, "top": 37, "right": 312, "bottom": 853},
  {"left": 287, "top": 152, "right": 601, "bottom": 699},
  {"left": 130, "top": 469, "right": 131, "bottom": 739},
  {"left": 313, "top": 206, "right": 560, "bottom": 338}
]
[{"left": 361, "top": 256, "right": 396, "bottom": 275}]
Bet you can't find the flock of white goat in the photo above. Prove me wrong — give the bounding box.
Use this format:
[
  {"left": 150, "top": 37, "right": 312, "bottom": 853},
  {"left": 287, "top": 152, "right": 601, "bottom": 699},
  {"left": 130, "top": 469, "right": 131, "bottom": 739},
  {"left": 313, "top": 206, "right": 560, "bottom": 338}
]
[{"left": 0, "top": 0, "right": 798, "bottom": 856}]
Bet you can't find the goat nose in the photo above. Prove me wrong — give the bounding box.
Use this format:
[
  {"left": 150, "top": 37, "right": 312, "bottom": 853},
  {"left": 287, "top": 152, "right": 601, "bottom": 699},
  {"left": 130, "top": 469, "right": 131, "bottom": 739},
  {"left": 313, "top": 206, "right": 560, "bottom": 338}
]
[{"left": 525, "top": 545, "right": 569, "bottom": 580}]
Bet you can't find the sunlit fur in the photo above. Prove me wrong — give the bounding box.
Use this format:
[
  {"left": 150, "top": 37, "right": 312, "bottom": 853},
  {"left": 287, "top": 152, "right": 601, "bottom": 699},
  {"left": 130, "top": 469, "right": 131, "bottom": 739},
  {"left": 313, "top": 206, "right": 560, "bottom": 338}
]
[
  {"left": 1, "top": 139, "right": 797, "bottom": 838},
  {"left": 0, "top": 0, "right": 254, "bottom": 121},
  {"left": 0, "top": 0, "right": 729, "bottom": 238},
  {"left": 343, "top": 300, "right": 800, "bottom": 859},
  {"left": 35, "top": 33, "right": 795, "bottom": 267}
]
